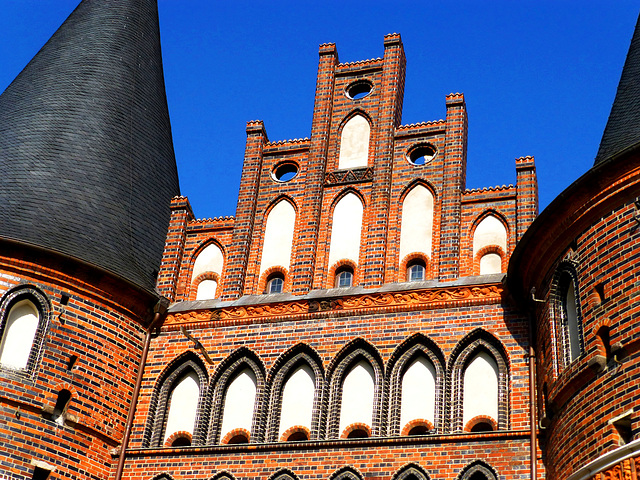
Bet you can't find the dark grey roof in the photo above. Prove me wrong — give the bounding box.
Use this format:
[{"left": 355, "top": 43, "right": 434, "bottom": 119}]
[
  {"left": 0, "top": 0, "right": 180, "bottom": 292},
  {"left": 595, "top": 14, "right": 640, "bottom": 165}
]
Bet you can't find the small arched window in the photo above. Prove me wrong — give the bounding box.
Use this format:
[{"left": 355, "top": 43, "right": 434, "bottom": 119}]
[
  {"left": 266, "top": 273, "right": 285, "bottom": 294},
  {"left": 557, "top": 270, "right": 582, "bottom": 364},
  {"left": 407, "top": 259, "right": 426, "bottom": 282},
  {"left": 0, "top": 299, "right": 40, "bottom": 370},
  {"left": 335, "top": 266, "right": 354, "bottom": 288}
]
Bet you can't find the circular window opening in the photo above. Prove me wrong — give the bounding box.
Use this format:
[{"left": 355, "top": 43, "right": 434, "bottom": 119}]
[
  {"left": 407, "top": 144, "right": 437, "bottom": 165},
  {"left": 346, "top": 81, "right": 373, "bottom": 100},
  {"left": 272, "top": 162, "right": 299, "bottom": 182}
]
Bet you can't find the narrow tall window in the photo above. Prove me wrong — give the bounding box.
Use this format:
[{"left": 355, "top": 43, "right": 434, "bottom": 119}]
[
  {"left": 164, "top": 371, "right": 200, "bottom": 446},
  {"left": 328, "top": 193, "right": 363, "bottom": 271},
  {"left": 278, "top": 364, "right": 315, "bottom": 440},
  {"left": 473, "top": 215, "right": 507, "bottom": 274},
  {"left": 339, "top": 361, "right": 375, "bottom": 436},
  {"left": 561, "top": 274, "right": 581, "bottom": 362},
  {"left": 192, "top": 243, "right": 224, "bottom": 300},
  {"left": 0, "top": 300, "right": 39, "bottom": 370},
  {"left": 220, "top": 368, "right": 257, "bottom": 443},
  {"left": 400, "top": 356, "right": 436, "bottom": 433},
  {"left": 399, "top": 184, "right": 434, "bottom": 266},
  {"left": 259, "top": 200, "right": 296, "bottom": 278},
  {"left": 463, "top": 352, "right": 498, "bottom": 431}
]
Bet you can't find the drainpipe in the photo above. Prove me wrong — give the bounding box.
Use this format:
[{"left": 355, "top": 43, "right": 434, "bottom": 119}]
[
  {"left": 528, "top": 315, "right": 538, "bottom": 480},
  {"left": 114, "top": 298, "right": 169, "bottom": 480}
]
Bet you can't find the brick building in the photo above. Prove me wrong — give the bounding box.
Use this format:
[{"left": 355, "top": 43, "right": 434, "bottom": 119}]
[{"left": 0, "top": 1, "right": 638, "bottom": 480}]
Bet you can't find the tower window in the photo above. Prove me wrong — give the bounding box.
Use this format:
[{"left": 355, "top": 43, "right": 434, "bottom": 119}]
[
  {"left": 407, "top": 260, "right": 426, "bottom": 281},
  {"left": 267, "top": 273, "right": 284, "bottom": 294},
  {"left": 335, "top": 267, "right": 354, "bottom": 288}
]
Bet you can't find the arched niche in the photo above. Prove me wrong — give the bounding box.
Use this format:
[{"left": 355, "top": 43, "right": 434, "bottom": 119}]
[
  {"left": 399, "top": 184, "right": 434, "bottom": 264},
  {"left": 328, "top": 192, "right": 364, "bottom": 270},
  {"left": 338, "top": 115, "right": 370, "bottom": 169},
  {"left": 259, "top": 199, "right": 296, "bottom": 276}
]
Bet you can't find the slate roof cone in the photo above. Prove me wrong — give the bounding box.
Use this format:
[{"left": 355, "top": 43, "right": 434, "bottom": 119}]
[
  {"left": 0, "top": 0, "right": 180, "bottom": 292},
  {"left": 595, "top": 14, "right": 640, "bottom": 165}
]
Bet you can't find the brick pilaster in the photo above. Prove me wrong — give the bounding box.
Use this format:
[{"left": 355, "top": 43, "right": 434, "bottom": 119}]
[
  {"left": 515, "top": 156, "right": 538, "bottom": 241},
  {"left": 438, "top": 93, "right": 468, "bottom": 280},
  {"left": 361, "top": 33, "right": 406, "bottom": 287},
  {"left": 156, "top": 196, "right": 194, "bottom": 301},
  {"left": 221, "top": 121, "right": 267, "bottom": 299},
  {"left": 290, "top": 43, "right": 338, "bottom": 294}
]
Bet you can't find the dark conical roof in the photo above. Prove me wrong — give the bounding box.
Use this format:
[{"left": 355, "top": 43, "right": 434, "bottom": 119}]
[
  {"left": 0, "top": 0, "right": 180, "bottom": 292},
  {"left": 595, "top": 14, "right": 640, "bottom": 165}
]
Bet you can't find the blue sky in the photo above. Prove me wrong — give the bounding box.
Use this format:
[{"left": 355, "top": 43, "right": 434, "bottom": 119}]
[{"left": 1, "top": 1, "right": 638, "bottom": 219}]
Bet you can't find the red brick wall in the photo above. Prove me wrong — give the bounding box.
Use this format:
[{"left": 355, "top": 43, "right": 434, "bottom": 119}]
[{"left": 0, "top": 244, "right": 154, "bottom": 479}]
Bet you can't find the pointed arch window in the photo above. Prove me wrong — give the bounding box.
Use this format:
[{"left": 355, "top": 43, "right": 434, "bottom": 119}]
[
  {"left": 259, "top": 199, "right": 296, "bottom": 279},
  {"left": 399, "top": 184, "right": 434, "bottom": 269},
  {"left": 219, "top": 368, "right": 257, "bottom": 443},
  {"left": 338, "top": 115, "right": 370, "bottom": 169},
  {"left": 163, "top": 371, "right": 200, "bottom": 446},
  {"left": 555, "top": 266, "right": 583, "bottom": 365},
  {"left": 400, "top": 356, "right": 436, "bottom": 434},
  {"left": 328, "top": 193, "right": 364, "bottom": 272},
  {"left": 0, "top": 287, "right": 49, "bottom": 373},
  {"left": 191, "top": 243, "right": 224, "bottom": 300},
  {"left": 463, "top": 352, "right": 499, "bottom": 431},
  {"left": 339, "top": 360, "right": 375, "bottom": 437},
  {"left": 278, "top": 364, "right": 315, "bottom": 441}
]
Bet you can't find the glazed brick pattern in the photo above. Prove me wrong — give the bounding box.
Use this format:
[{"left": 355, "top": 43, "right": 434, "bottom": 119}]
[
  {"left": 123, "top": 298, "right": 535, "bottom": 477},
  {"left": 0, "top": 248, "right": 152, "bottom": 479},
  {"left": 163, "top": 36, "right": 538, "bottom": 303},
  {"left": 534, "top": 198, "right": 640, "bottom": 479}
]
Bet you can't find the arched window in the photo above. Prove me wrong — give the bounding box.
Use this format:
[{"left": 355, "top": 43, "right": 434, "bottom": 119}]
[
  {"left": 387, "top": 334, "right": 445, "bottom": 436},
  {"left": 143, "top": 353, "right": 208, "bottom": 447},
  {"left": 399, "top": 184, "right": 434, "bottom": 267},
  {"left": 335, "top": 266, "right": 354, "bottom": 288},
  {"left": 163, "top": 371, "right": 200, "bottom": 446},
  {"left": 329, "top": 467, "right": 364, "bottom": 480},
  {"left": 191, "top": 243, "right": 224, "bottom": 300},
  {"left": 328, "top": 192, "right": 363, "bottom": 275},
  {"left": 457, "top": 461, "right": 499, "bottom": 480},
  {"left": 406, "top": 259, "right": 426, "bottom": 282},
  {"left": 0, "top": 288, "right": 49, "bottom": 373},
  {"left": 339, "top": 360, "right": 375, "bottom": 437},
  {"left": 338, "top": 115, "right": 370, "bottom": 169},
  {"left": 472, "top": 215, "right": 507, "bottom": 275},
  {"left": 463, "top": 352, "right": 498, "bottom": 431},
  {"left": 391, "top": 463, "right": 431, "bottom": 480},
  {"left": 401, "top": 357, "right": 436, "bottom": 434},
  {"left": 278, "top": 364, "right": 315, "bottom": 441},
  {"left": 555, "top": 266, "right": 583, "bottom": 365},
  {"left": 269, "top": 469, "right": 299, "bottom": 480},
  {"left": 0, "top": 300, "right": 39, "bottom": 370},
  {"left": 219, "top": 368, "right": 257, "bottom": 443},
  {"left": 449, "top": 330, "right": 509, "bottom": 432},
  {"left": 259, "top": 199, "right": 296, "bottom": 278},
  {"left": 266, "top": 273, "right": 285, "bottom": 294}
]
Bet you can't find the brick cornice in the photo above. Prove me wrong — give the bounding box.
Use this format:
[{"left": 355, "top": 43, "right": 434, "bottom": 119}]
[{"left": 163, "top": 282, "right": 504, "bottom": 330}]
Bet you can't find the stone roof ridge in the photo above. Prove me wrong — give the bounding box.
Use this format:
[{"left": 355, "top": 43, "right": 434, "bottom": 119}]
[
  {"left": 266, "top": 137, "right": 310, "bottom": 146},
  {"left": 339, "top": 57, "right": 383, "bottom": 67},
  {"left": 464, "top": 184, "right": 515, "bottom": 193},
  {"left": 397, "top": 119, "right": 446, "bottom": 130}
]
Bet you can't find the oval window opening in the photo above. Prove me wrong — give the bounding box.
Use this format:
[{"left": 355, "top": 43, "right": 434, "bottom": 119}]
[
  {"left": 272, "top": 162, "right": 299, "bottom": 182},
  {"left": 407, "top": 144, "right": 436, "bottom": 165},
  {"left": 346, "top": 81, "right": 373, "bottom": 100}
]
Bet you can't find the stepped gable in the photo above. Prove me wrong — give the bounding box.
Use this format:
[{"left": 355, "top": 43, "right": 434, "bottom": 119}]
[
  {"left": 0, "top": 0, "right": 180, "bottom": 292},
  {"left": 595, "top": 14, "right": 640, "bottom": 165}
]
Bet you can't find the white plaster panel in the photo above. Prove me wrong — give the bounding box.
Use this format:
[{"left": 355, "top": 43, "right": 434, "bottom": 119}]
[
  {"left": 479, "top": 253, "right": 502, "bottom": 275},
  {"left": 399, "top": 185, "right": 434, "bottom": 262},
  {"left": 192, "top": 243, "right": 224, "bottom": 280},
  {"left": 400, "top": 356, "right": 436, "bottom": 429},
  {"left": 0, "top": 300, "right": 38, "bottom": 369},
  {"left": 463, "top": 352, "right": 499, "bottom": 427},
  {"left": 220, "top": 368, "right": 257, "bottom": 439},
  {"left": 278, "top": 364, "right": 316, "bottom": 437},
  {"left": 566, "top": 281, "right": 581, "bottom": 362},
  {"left": 196, "top": 279, "right": 218, "bottom": 300},
  {"left": 328, "top": 193, "right": 363, "bottom": 269},
  {"left": 260, "top": 200, "right": 296, "bottom": 275},
  {"left": 472, "top": 215, "right": 507, "bottom": 256},
  {"left": 339, "top": 361, "right": 375, "bottom": 434},
  {"left": 338, "top": 115, "right": 370, "bottom": 169},
  {"left": 164, "top": 371, "right": 200, "bottom": 442}
]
